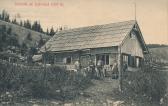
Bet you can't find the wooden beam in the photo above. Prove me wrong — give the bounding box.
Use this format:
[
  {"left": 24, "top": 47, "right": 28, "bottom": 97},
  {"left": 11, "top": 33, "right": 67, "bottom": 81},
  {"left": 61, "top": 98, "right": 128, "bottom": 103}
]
[{"left": 118, "top": 46, "right": 123, "bottom": 92}]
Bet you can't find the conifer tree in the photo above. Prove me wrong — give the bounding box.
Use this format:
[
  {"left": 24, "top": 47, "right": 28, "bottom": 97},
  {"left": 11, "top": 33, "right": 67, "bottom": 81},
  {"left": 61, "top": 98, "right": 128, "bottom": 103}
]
[{"left": 49, "top": 27, "right": 55, "bottom": 36}]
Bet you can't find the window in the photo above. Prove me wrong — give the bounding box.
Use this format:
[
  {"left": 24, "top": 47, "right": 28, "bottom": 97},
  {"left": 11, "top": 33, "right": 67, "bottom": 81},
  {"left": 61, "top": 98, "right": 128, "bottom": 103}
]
[
  {"left": 55, "top": 56, "right": 63, "bottom": 63},
  {"left": 130, "top": 31, "right": 136, "bottom": 39},
  {"left": 66, "top": 57, "right": 72, "bottom": 64},
  {"left": 128, "top": 55, "right": 136, "bottom": 67},
  {"left": 128, "top": 55, "right": 132, "bottom": 66},
  {"left": 105, "top": 55, "right": 109, "bottom": 65},
  {"left": 49, "top": 58, "right": 54, "bottom": 64},
  {"left": 96, "top": 54, "right": 109, "bottom": 65},
  {"left": 123, "top": 55, "right": 128, "bottom": 64}
]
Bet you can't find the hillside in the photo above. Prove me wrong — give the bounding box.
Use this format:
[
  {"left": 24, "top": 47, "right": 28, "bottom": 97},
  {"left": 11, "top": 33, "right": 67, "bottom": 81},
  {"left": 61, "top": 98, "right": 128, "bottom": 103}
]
[
  {"left": 0, "top": 20, "right": 51, "bottom": 62},
  {"left": 149, "top": 47, "right": 168, "bottom": 62},
  {"left": 0, "top": 20, "right": 50, "bottom": 48}
]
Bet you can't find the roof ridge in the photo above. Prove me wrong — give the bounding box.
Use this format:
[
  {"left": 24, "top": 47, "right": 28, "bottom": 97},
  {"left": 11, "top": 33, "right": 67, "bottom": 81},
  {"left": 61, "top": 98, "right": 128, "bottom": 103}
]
[{"left": 56, "top": 20, "right": 136, "bottom": 35}]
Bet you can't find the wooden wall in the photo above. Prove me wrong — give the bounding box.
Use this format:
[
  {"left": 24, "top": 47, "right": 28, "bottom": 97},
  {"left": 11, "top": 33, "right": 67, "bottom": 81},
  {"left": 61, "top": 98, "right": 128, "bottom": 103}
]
[
  {"left": 121, "top": 31, "right": 144, "bottom": 58},
  {"left": 44, "top": 47, "right": 118, "bottom": 70}
]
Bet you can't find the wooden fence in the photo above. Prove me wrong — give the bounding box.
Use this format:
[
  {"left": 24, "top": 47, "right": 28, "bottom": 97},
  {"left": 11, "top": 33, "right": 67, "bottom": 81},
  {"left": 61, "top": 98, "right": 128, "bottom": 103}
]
[{"left": 142, "top": 54, "right": 168, "bottom": 71}]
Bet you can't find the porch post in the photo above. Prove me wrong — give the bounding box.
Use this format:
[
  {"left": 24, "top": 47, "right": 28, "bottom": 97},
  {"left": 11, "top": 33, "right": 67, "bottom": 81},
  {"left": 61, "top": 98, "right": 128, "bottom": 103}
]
[{"left": 118, "top": 46, "right": 123, "bottom": 92}]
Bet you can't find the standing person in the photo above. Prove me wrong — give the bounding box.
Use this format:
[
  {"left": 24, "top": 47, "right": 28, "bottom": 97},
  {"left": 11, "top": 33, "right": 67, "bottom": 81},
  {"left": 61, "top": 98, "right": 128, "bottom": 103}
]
[
  {"left": 97, "top": 58, "right": 104, "bottom": 79},
  {"left": 88, "top": 59, "right": 95, "bottom": 78},
  {"left": 112, "top": 60, "right": 118, "bottom": 79},
  {"left": 74, "top": 60, "right": 80, "bottom": 72},
  {"left": 123, "top": 62, "right": 128, "bottom": 72},
  {"left": 74, "top": 60, "right": 81, "bottom": 80}
]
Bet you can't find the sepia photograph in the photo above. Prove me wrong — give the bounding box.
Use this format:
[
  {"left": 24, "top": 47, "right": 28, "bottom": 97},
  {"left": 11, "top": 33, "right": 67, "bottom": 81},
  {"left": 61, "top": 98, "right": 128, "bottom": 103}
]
[{"left": 0, "top": 0, "right": 168, "bottom": 105}]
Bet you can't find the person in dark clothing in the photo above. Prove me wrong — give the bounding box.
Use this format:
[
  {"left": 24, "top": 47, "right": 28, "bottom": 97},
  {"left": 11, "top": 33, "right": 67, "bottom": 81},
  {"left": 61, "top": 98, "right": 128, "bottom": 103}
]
[
  {"left": 123, "top": 62, "right": 128, "bottom": 72},
  {"left": 88, "top": 59, "right": 95, "bottom": 78},
  {"left": 111, "top": 61, "right": 118, "bottom": 79}
]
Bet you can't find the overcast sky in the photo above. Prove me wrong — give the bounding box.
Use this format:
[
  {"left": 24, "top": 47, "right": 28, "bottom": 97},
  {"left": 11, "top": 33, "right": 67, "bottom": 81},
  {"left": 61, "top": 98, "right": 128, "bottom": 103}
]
[{"left": 0, "top": 0, "right": 168, "bottom": 44}]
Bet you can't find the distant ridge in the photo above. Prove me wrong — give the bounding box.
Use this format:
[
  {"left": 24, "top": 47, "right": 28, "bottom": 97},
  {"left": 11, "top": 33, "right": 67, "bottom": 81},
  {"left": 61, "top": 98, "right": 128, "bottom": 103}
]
[{"left": 147, "top": 44, "right": 168, "bottom": 48}]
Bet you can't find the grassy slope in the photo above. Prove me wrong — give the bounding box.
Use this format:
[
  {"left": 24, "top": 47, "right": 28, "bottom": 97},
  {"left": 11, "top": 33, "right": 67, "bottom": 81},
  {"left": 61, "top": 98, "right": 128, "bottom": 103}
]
[
  {"left": 0, "top": 20, "right": 50, "bottom": 48},
  {"left": 149, "top": 47, "right": 168, "bottom": 61}
]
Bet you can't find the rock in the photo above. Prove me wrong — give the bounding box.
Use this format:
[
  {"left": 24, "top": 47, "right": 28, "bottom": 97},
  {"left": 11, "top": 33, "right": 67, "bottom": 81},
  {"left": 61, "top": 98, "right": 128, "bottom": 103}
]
[
  {"left": 106, "top": 99, "right": 113, "bottom": 106},
  {"left": 80, "top": 92, "right": 84, "bottom": 95},
  {"left": 33, "top": 104, "right": 39, "bottom": 106},
  {"left": 75, "top": 102, "right": 79, "bottom": 105},
  {"left": 102, "top": 102, "right": 107, "bottom": 106},
  {"left": 28, "top": 100, "right": 36, "bottom": 104},
  {"left": 113, "top": 101, "right": 124, "bottom": 106},
  {"left": 51, "top": 101, "right": 60, "bottom": 105},
  {"left": 64, "top": 103, "right": 73, "bottom": 106},
  {"left": 160, "top": 98, "right": 164, "bottom": 104},
  {"left": 6, "top": 92, "right": 10, "bottom": 95},
  {"left": 131, "top": 102, "right": 135, "bottom": 106},
  {"left": 56, "top": 89, "right": 61, "bottom": 93}
]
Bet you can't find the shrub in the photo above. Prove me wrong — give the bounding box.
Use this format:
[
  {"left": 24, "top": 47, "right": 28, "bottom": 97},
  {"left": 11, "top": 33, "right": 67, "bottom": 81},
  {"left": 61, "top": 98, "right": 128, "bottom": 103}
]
[
  {"left": 0, "top": 61, "right": 91, "bottom": 101},
  {"left": 122, "top": 69, "right": 167, "bottom": 102}
]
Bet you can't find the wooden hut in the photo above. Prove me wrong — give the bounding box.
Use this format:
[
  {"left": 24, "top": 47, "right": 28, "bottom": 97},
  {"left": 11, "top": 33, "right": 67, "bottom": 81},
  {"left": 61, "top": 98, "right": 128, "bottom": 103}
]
[{"left": 39, "top": 20, "right": 148, "bottom": 74}]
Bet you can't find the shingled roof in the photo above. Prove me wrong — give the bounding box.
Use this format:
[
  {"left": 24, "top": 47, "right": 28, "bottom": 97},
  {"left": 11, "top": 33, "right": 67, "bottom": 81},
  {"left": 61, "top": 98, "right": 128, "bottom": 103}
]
[{"left": 40, "top": 20, "right": 138, "bottom": 52}]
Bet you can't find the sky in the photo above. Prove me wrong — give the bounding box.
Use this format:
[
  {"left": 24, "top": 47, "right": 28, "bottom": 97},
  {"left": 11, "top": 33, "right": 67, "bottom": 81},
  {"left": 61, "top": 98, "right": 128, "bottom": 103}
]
[{"left": 0, "top": 0, "right": 168, "bottom": 44}]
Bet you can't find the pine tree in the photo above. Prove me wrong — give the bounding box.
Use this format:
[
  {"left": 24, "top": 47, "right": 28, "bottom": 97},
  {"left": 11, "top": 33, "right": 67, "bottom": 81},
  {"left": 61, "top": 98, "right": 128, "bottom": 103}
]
[
  {"left": 23, "top": 20, "right": 26, "bottom": 27},
  {"left": 59, "top": 27, "right": 63, "bottom": 31},
  {"left": 26, "top": 20, "right": 31, "bottom": 29},
  {"left": 37, "top": 22, "right": 41, "bottom": 32},
  {"left": 4, "top": 14, "right": 10, "bottom": 22},
  {"left": 12, "top": 18, "right": 17, "bottom": 24},
  {"left": 32, "top": 21, "right": 38, "bottom": 31},
  {"left": 1, "top": 10, "right": 6, "bottom": 20},
  {"left": 32, "top": 21, "right": 43, "bottom": 32},
  {"left": 23, "top": 20, "right": 31, "bottom": 29},
  {"left": 46, "top": 28, "right": 49, "bottom": 35},
  {"left": 1, "top": 10, "right": 10, "bottom": 22},
  {"left": 49, "top": 27, "right": 55, "bottom": 36},
  {"left": 20, "top": 21, "right": 23, "bottom": 26},
  {"left": 37, "top": 22, "right": 43, "bottom": 33}
]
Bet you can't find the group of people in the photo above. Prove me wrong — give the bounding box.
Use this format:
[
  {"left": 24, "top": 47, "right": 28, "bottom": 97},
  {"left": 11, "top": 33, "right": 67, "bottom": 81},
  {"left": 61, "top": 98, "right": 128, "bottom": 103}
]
[{"left": 74, "top": 59, "right": 121, "bottom": 79}]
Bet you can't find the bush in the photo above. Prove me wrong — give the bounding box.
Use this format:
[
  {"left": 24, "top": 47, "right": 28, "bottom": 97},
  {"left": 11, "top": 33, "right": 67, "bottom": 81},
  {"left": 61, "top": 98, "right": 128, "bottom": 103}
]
[
  {"left": 122, "top": 69, "right": 167, "bottom": 102},
  {"left": 0, "top": 61, "right": 91, "bottom": 101}
]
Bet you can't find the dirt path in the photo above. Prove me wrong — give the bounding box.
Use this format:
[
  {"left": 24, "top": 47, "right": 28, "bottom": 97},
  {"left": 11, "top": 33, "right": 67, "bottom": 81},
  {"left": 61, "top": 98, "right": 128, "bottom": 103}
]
[{"left": 70, "top": 78, "right": 120, "bottom": 106}]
